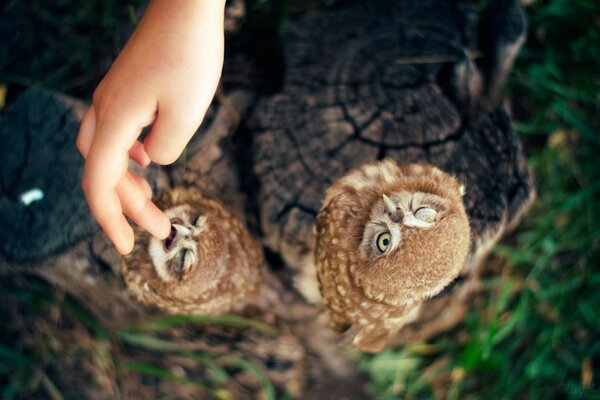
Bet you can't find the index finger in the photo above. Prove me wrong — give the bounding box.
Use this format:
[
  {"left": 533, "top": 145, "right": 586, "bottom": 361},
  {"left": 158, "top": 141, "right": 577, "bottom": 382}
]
[
  {"left": 77, "top": 107, "right": 151, "bottom": 167},
  {"left": 82, "top": 133, "right": 135, "bottom": 254},
  {"left": 82, "top": 110, "right": 161, "bottom": 254},
  {"left": 117, "top": 172, "right": 170, "bottom": 239}
]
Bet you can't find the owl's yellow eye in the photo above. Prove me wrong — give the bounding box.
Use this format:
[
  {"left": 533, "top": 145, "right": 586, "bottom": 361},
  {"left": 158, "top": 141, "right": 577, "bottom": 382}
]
[
  {"left": 414, "top": 207, "right": 437, "bottom": 223},
  {"left": 376, "top": 232, "right": 392, "bottom": 252}
]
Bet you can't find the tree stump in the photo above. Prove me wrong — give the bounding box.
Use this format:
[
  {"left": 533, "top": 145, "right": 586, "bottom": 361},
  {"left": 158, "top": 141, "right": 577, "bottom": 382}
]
[
  {"left": 252, "top": 0, "right": 532, "bottom": 343},
  {"left": 1, "top": 0, "right": 533, "bottom": 398}
]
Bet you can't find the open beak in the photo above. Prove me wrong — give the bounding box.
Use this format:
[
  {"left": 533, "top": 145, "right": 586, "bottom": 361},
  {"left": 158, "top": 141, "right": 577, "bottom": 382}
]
[{"left": 164, "top": 224, "right": 190, "bottom": 251}]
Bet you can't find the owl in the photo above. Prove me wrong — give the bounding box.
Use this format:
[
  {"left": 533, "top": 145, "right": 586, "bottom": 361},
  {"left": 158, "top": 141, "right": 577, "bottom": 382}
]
[
  {"left": 314, "top": 160, "right": 470, "bottom": 352},
  {"left": 121, "top": 188, "right": 264, "bottom": 315}
]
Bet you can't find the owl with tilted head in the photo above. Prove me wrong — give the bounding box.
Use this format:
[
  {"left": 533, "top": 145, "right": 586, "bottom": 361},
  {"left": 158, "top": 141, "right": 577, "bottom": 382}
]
[
  {"left": 121, "top": 188, "right": 263, "bottom": 315},
  {"left": 315, "top": 160, "right": 470, "bottom": 352}
]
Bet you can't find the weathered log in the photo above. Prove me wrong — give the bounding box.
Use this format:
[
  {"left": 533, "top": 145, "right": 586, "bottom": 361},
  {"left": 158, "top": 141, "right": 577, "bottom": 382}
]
[{"left": 0, "top": 91, "right": 97, "bottom": 261}]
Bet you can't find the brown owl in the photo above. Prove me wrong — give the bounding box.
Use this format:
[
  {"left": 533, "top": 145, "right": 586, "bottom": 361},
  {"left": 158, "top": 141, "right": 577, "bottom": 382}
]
[
  {"left": 315, "top": 160, "right": 470, "bottom": 352},
  {"left": 121, "top": 188, "right": 264, "bottom": 315}
]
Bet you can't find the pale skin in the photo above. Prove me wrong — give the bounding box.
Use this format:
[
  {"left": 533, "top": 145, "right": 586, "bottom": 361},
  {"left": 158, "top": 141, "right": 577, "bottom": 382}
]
[{"left": 76, "top": 0, "right": 226, "bottom": 255}]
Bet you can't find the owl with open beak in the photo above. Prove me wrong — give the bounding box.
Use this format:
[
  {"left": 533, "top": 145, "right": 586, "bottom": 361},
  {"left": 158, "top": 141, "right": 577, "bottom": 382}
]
[{"left": 121, "top": 188, "right": 264, "bottom": 315}]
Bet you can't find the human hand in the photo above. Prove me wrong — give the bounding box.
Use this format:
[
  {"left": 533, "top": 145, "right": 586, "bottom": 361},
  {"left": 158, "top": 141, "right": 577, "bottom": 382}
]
[{"left": 76, "top": 0, "right": 226, "bottom": 254}]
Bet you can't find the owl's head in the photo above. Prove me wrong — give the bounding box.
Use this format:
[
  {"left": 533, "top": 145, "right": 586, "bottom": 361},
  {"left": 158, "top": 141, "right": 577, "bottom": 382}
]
[
  {"left": 123, "top": 190, "right": 229, "bottom": 301},
  {"left": 317, "top": 160, "right": 470, "bottom": 308},
  {"left": 148, "top": 204, "right": 217, "bottom": 285}
]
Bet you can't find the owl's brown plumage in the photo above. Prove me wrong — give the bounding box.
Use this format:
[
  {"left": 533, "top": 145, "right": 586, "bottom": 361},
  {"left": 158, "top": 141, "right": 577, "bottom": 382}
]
[
  {"left": 315, "top": 160, "right": 470, "bottom": 352},
  {"left": 121, "top": 188, "right": 263, "bottom": 315}
]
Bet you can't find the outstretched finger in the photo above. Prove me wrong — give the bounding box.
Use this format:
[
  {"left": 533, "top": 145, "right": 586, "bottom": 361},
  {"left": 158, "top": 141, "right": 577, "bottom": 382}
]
[
  {"left": 128, "top": 170, "right": 153, "bottom": 199},
  {"left": 77, "top": 107, "right": 150, "bottom": 168},
  {"left": 82, "top": 105, "right": 156, "bottom": 254},
  {"left": 117, "top": 173, "right": 170, "bottom": 239},
  {"left": 82, "top": 144, "right": 134, "bottom": 254}
]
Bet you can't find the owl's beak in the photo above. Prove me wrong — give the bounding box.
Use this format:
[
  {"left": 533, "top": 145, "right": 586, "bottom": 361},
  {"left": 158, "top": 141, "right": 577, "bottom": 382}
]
[
  {"left": 164, "top": 224, "right": 197, "bottom": 251},
  {"left": 173, "top": 224, "right": 192, "bottom": 237},
  {"left": 383, "top": 194, "right": 404, "bottom": 223},
  {"left": 383, "top": 194, "right": 396, "bottom": 214}
]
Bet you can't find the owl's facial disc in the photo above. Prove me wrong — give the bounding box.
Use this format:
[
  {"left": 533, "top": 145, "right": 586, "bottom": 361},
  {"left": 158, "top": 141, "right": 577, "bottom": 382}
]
[
  {"left": 149, "top": 206, "right": 208, "bottom": 282},
  {"left": 163, "top": 223, "right": 200, "bottom": 279},
  {"left": 164, "top": 222, "right": 201, "bottom": 252},
  {"left": 360, "top": 192, "right": 447, "bottom": 261}
]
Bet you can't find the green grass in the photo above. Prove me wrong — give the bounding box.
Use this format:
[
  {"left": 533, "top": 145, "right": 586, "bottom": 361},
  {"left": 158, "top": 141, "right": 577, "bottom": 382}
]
[
  {"left": 1, "top": 0, "right": 599, "bottom": 398},
  {"left": 0, "top": 0, "right": 145, "bottom": 96},
  {"left": 0, "top": 276, "right": 281, "bottom": 399}
]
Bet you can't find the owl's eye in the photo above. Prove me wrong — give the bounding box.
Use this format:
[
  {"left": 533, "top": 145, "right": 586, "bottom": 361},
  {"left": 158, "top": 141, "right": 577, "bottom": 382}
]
[
  {"left": 191, "top": 213, "right": 203, "bottom": 226},
  {"left": 376, "top": 232, "right": 392, "bottom": 252},
  {"left": 414, "top": 207, "right": 437, "bottom": 223},
  {"left": 176, "top": 249, "right": 194, "bottom": 276}
]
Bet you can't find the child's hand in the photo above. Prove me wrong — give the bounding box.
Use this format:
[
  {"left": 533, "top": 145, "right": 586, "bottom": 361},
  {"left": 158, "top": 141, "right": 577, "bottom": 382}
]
[{"left": 76, "top": 0, "right": 225, "bottom": 255}]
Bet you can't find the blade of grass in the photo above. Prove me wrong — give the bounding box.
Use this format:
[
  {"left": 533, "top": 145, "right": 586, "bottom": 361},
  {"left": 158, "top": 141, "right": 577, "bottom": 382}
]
[
  {"left": 115, "top": 331, "right": 183, "bottom": 351},
  {"left": 116, "top": 359, "right": 207, "bottom": 389},
  {"left": 224, "top": 356, "right": 276, "bottom": 400},
  {"left": 188, "top": 352, "right": 231, "bottom": 386}
]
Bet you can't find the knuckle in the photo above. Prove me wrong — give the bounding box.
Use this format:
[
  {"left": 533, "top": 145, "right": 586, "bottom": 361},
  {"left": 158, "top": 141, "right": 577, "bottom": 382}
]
[
  {"left": 92, "top": 90, "right": 118, "bottom": 119},
  {"left": 94, "top": 99, "right": 115, "bottom": 120},
  {"left": 175, "top": 108, "right": 202, "bottom": 129},
  {"left": 91, "top": 86, "right": 104, "bottom": 107}
]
